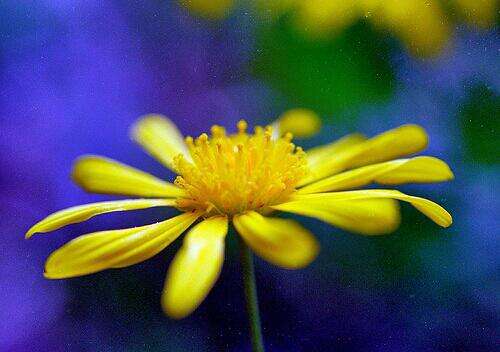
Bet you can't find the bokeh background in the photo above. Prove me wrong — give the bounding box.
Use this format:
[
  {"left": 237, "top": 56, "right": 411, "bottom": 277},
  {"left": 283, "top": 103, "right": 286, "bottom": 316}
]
[{"left": 1, "top": 1, "right": 498, "bottom": 351}]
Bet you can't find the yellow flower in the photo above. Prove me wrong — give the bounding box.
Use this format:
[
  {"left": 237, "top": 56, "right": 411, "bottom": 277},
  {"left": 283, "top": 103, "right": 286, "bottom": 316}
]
[
  {"left": 26, "top": 112, "right": 453, "bottom": 318},
  {"left": 281, "top": 0, "right": 456, "bottom": 57},
  {"left": 182, "top": 0, "right": 497, "bottom": 57},
  {"left": 179, "top": 0, "right": 235, "bottom": 20},
  {"left": 284, "top": 0, "right": 497, "bottom": 56}
]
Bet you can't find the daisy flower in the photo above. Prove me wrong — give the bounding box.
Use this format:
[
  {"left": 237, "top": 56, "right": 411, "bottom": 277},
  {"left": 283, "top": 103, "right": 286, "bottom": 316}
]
[{"left": 26, "top": 111, "right": 453, "bottom": 323}]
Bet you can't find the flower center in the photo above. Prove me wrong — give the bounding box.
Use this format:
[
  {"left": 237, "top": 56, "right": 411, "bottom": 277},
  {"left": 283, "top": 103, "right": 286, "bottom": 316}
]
[{"left": 174, "top": 120, "right": 308, "bottom": 216}]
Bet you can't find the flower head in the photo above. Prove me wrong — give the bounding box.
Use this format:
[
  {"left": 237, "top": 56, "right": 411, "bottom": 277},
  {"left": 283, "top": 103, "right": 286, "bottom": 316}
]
[
  {"left": 182, "top": 0, "right": 498, "bottom": 57},
  {"left": 26, "top": 111, "right": 453, "bottom": 318},
  {"left": 174, "top": 121, "right": 307, "bottom": 215}
]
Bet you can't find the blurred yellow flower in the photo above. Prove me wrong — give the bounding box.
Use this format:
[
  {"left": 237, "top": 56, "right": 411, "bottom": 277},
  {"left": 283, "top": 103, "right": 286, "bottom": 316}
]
[
  {"left": 27, "top": 112, "right": 453, "bottom": 318},
  {"left": 277, "top": 0, "right": 497, "bottom": 56},
  {"left": 181, "top": 0, "right": 497, "bottom": 57},
  {"left": 180, "top": 0, "right": 234, "bottom": 20}
]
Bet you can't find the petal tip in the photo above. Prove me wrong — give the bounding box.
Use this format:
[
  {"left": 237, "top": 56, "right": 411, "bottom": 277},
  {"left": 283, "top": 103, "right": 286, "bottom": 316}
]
[
  {"left": 274, "top": 242, "right": 320, "bottom": 270},
  {"left": 43, "top": 271, "right": 67, "bottom": 280},
  {"left": 293, "top": 242, "right": 320, "bottom": 269},
  {"left": 43, "top": 271, "right": 54, "bottom": 279},
  {"left": 25, "top": 225, "right": 43, "bottom": 238},
  {"left": 446, "top": 168, "right": 455, "bottom": 181},
  {"left": 432, "top": 157, "right": 455, "bottom": 181},
  {"left": 130, "top": 113, "right": 168, "bottom": 138},
  {"left": 161, "top": 297, "right": 192, "bottom": 320},
  {"left": 44, "top": 258, "right": 79, "bottom": 280},
  {"left": 278, "top": 108, "right": 322, "bottom": 138},
  {"left": 71, "top": 155, "right": 98, "bottom": 187},
  {"left": 43, "top": 267, "right": 61, "bottom": 280},
  {"left": 400, "top": 124, "right": 429, "bottom": 148},
  {"left": 403, "top": 123, "right": 427, "bottom": 133},
  {"left": 441, "top": 214, "right": 453, "bottom": 228}
]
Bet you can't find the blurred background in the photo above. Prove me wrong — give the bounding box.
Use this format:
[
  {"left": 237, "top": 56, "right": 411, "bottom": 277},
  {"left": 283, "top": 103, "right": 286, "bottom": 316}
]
[{"left": 1, "top": 1, "right": 498, "bottom": 351}]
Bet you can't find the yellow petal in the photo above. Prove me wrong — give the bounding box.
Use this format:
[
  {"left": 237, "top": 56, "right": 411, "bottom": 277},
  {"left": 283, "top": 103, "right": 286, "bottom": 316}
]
[
  {"left": 274, "top": 189, "right": 452, "bottom": 232},
  {"left": 377, "top": 0, "right": 450, "bottom": 57},
  {"left": 302, "top": 124, "right": 428, "bottom": 185},
  {"left": 273, "top": 108, "right": 322, "bottom": 138},
  {"left": 72, "top": 155, "right": 185, "bottom": 198},
  {"left": 338, "top": 125, "right": 428, "bottom": 168},
  {"left": 26, "top": 199, "right": 176, "bottom": 238},
  {"left": 273, "top": 198, "right": 400, "bottom": 235},
  {"left": 306, "top": 133, "right": 367, "bottom": 170},
  {"left": 130, "top": 114, "right": 191, "bottom": 171},
  {"left": 44, "top": 212, "right": 199, "bottom": 279},
  {"left": 299, "top": 156, "right": 454, "bottom": 194},
  {"left": 295, "top": 0, "right": 359, "bottom": 36},
  {"left": 233, "top": 211, "right": 319, "bottom": 269},
  {"left": 162, "top": 216, "right": 228, "bottom": 319}
]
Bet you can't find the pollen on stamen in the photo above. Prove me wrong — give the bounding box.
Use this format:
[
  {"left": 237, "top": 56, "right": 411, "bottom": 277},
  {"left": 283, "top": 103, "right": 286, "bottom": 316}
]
[
  {"left": 237, "top": 120, "right": 248, "bottom": 133},
  {"left": 173, "top": 121, "right": 308, "bottom": 216},
  {"left": 210, "top": 125, "right": 226, "bottom": 138}
]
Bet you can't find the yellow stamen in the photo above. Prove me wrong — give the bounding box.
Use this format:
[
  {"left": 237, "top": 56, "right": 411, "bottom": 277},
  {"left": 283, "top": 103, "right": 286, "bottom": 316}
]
[{"left": 174, "top": 121, "right": 308, "bottom": 215}]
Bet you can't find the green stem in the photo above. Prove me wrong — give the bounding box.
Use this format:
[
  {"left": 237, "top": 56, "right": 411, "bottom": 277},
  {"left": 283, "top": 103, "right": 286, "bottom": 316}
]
[{"left": 238, "top": 236, "right": 265, "bottom": 352}]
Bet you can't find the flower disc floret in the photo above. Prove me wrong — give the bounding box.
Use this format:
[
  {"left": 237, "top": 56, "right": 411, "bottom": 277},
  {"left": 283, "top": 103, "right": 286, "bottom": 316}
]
[{"left": 174, "top": 120, "right": 308, "bottom": 215}]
